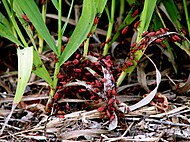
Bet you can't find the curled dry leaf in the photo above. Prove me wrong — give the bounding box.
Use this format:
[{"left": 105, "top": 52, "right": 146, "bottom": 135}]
[{"left": 128, "top": 55, "right": 161, "bottom": 111}]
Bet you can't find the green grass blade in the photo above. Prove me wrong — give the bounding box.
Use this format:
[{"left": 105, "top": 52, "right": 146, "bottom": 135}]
[
  {"left": 32, "top": 50, "right": 53, "bottom": 86},
  {"left": 0, "top": 12, "right": 22, "bottom": 46},
  {"left": 183, "top": 0, "right": 190, "bottom": 37},
  {"left": 13, "top": 3, "right": 37, "bottom": 49},
  {"left": 95, "top": 0, "right": 108, "bottom": 13},
  {"left": 0, "top": 12, "right": 12, "bottom": 29},
  {"left": 61, "top": 0, "right": 74, "bottom": 36},
  {"left": 51, "top": 0, "right": 59, "bottom": 10},
  {"left": 110, "top": 5, "right": 138, "bottom": 45},
  {"left": 82, "top": 0, "right": 107, "bottom": 57},
  {"left": 137, "top": 0, "right": 157, "bottom": 42},
  {"left": 13, "top": 2, "right": 52, "bottom": 85},
  {"left": 126, "top": 0, "right": 157, "bottom": 73},
  {"left": 14, "top": 0, "right": 58, "bottom": 54},
  {"left": 0, "top": 23, "right": 22, "bottom": 46},
  {"left": 151, "top": 13, "right": 177, "bottom": 73},
  {"left": 161, "top": 0, "right": 189, "bottom": 49},
  {"left": 117, "top": 0, "right": 157, "bottom": 86},
  {"left": 161, "top": 0, "right": 182, "bottom": 30},
  {"left": 59, "top": 0, "right": 96, "bottom": 65},
  {"left": 14, "top": 47, "right": 33, "bottom": 104},
  {"left": 126, "top": 0, "right": 135, "bottom": 5}
]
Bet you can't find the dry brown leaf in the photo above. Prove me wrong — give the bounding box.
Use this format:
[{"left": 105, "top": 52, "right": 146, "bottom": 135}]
[
  {"left": 137, "top": 65, "right": 150, "bottom": 92},
  {"left": 60, "top": 129, "right": 107, "bottom": 140},
  {"left": 176, "top": 74, "right": 190, "bottom": 94}
]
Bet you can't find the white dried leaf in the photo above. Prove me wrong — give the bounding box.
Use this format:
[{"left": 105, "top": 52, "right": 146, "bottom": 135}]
[
  {"left": 129, "top": 55, "right": 161, "bottom": 111},
  {"left": 108, "top": 112, "right": 118, "bottom": 131}
]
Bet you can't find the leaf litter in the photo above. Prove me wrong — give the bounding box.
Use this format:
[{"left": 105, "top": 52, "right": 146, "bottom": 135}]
[
  {"left": 1, "top": 47, "right": 190, "bottom": 141},
  {"left": 0, "top": 2, "right": 190, "bottom": 142}
]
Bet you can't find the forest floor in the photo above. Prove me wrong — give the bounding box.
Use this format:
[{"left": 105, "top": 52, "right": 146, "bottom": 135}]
[{"left": 0, "top": 1, "right": 190, "bottom": 142}]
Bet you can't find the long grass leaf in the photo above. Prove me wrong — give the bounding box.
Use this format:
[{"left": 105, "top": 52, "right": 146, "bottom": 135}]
[
  {"left": 0, "top": 23, "right": 22, "bottom": 46},
  {"left": 14, "top": 0, "right": 58, "bottom": 54},
  {"left": 95, "top": 0, "right": 108, "bottom": 13},
  {"left": 59, "top": 0, "right": 96, "bottom": 65},
  {"left": 183, "top": 0, "right": 190, "bottom": 37},
  {"left": 161, "top": 0, "right": 182, "bottom": 30},
  {"left": 117, "top": 0, "right": 157, "bottom": 86},
  {"left": 126, "top": 0, "right": 157, "bottom": 73},
  {"left": 137, "top": 0, "right": 157, "bottom": 42},
  {"left": 160, "top": 1, "right": 190, "bottom": 49},
  {"left": 32, "top": 50, "right": 53, "bottom": 85},
  {"left": 151, "top": 13, "right": 177, "bottom": 73},
  {"left": 111, "top": 5, "right": 138, "bottom": 44},
  {"left": 61, "top": 0, "right": 74, "bottom": 36},
  {"left": 0, "top": 12, "right": 22, "bottom": 46},
  {"left": 0, "top": 12, "right": 12, "bottom": 29},
  {"left": 51, "top": 0, "right": 58, "bottom": 10}
]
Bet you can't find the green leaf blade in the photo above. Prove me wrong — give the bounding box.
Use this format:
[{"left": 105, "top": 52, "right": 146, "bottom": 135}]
[
  {"left": 131, "top": 0, "right": 157, "bottom": 73},
  {"left": 162, "top": 0, "right": 182, "bottom": 29},
  {"left": 14, "top": 0, "right": 58, "bottom": 54},
  {"left": 32, "top": 50, "right": 53, "bottom": 86},
  {"left": 117, "top": 0, "right": 158, "bottom": 86},
  {"left": 51, "top": 0, "right": 59, "bottom": 10},
  {"left": 59, "top": 0, "right": 96, "bottom": 65},
  {"left": 0, "top": 12, "right": 22, "bottom": 46},
  {"left": 137, "top": 0, "right": 157, "bottom": 42},
  {"left": 0, "top": 23, "right": 22, "bottom": 46},
  {"left": 61, "top": 0, "right": 74, "bottom": 36},
  {"left": 95, "top": 0, "right": 108, "bottom": 14}
]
